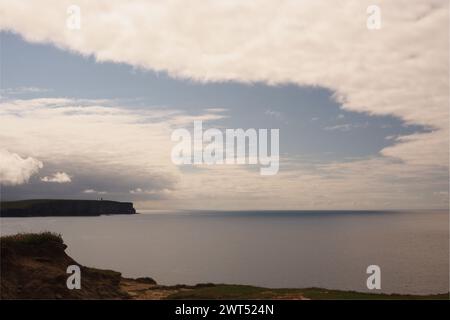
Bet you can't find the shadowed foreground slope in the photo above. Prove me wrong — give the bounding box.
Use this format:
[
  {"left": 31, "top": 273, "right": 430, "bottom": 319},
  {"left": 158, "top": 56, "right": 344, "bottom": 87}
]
[{"left": 0, "top": 232, "right": 130, "bottom": 299}]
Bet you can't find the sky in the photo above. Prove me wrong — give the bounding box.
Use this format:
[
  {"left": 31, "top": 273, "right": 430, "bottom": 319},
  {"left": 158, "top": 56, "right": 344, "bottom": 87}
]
[{"left": 0, "top": 0, "right": 448, "bottom": 210}]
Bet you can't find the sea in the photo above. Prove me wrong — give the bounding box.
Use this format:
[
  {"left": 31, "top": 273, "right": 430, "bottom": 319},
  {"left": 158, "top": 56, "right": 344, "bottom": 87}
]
[{"left": 1, "top": 210, "right": 448, "bottom": 294}]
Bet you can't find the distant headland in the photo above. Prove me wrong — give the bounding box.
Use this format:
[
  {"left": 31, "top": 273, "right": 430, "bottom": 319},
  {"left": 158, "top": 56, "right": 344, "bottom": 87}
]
[{"left": 0, "top": 199, "right": 137, "bottom": 217}]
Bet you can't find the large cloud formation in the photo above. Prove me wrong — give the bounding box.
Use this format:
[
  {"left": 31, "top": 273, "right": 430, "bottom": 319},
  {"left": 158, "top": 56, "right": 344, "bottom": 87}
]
[
  {"left": 0, "top": 0, "right": 447, "bottom": 168},
  {"left": 0, "top": 97, "right": 446, "bottom": 209},
  {"left": 0, "top": 0, "right": 447, "bottom": 209},
  {"left": 0, "top": 98, "right": 226, "bottom": 204}
]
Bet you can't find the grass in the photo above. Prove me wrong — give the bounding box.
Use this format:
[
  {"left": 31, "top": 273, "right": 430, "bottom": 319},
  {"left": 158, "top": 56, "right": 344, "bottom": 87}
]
[
  {"left": 0, "top": 231, "right": 63, "bottom": 245},
  {"left": 165, "top": 284, "right": 449, "bottom": 300}
]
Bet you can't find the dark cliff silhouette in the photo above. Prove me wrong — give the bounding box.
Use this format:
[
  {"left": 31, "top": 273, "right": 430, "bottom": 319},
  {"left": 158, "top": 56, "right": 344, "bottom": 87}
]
[{"left": 0, "top": 199, "right": 136, "bottom": 217}]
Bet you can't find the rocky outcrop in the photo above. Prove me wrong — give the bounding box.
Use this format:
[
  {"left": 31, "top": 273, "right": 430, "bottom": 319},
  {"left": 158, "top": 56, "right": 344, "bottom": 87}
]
[
  {"left": 0, "top": 200, "right": 136, "bottom": 217},
  {"left": 0, "top": 233, "right": 130, "bottom": 299}
]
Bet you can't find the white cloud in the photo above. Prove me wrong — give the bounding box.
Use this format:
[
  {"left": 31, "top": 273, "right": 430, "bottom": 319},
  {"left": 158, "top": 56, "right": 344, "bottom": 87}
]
[
  {"left": 324, "top": 122, "right": 369, "bottom": 131},
  {"left": 0, "top": 97, "right": 226, "bottom": 199},
  {"left": 0, "top": 98, "right": 224, "bottom": 172},
  {"left": 0, "top": 97, "right": 446, "bottom": 209},
  {"left": 0, "top": 87, "right": 51, "bottom": 95},
  {"left": 130, "top": 187, "right": 171, "bottom": 195},
  {"left": 0, "top": 149, "right": 43, "bottom": 185},
  {"left": 0, "top": 1, "right": 447, "bottom": 209},
  {"left": 83, "top": 189, "right": 107, "bottom": 194},
  {"left": 129, "top": 188, "right": 143, "bottom": 194},
  {"left": 0, "top": 1, "right": 447, "bottom": 168},
  {"left": 41, "top": 171, "right": 72, "bottom": 183},
  {"left": 204, "top": 108, "right": 227, "bottom": 113},
  {"left": 0, "top": 0, "right": 442, "bottom": 170}
]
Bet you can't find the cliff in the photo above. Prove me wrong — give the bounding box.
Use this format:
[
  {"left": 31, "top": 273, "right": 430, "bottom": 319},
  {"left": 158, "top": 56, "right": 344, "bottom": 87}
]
[
  {"left": 0, "top": 199, "right": 136, "bottom": 217},
  {"left": 0, "top": 232, "right": 130, "bottom": 299}
]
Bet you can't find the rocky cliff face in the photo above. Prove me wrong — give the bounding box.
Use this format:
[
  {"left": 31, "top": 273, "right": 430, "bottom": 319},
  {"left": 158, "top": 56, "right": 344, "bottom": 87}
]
[
  {"left": 0, "top": 233, "right": 130, "bottom": 299},
  {"left": 0, "top": 200, "right": 136, "bottom": 217}
]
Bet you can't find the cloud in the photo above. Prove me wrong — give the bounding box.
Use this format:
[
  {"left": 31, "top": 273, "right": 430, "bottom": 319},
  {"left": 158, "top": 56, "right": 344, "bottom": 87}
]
[
  {"left": 129, "top": 188, "right": 143, "bottom": 194},
  {"left": 204, "top": 108, "right": 227, "bottom": 113},
  {"left": 0, "top": 1, "right": 447, "bottom": 209},
  {"left": 324, "top": 122, "right": 369, "bottom": 131},
  {"left": 0, "top": 98, "right": 225, "bottom": 171},
  {"left": 83, "top": 189, "right": 107, "bottom": 194},
  {"left": 0, "top": 149, "right": 43, "bottom": 185},
  {"left": 130, "top": 187, "right": 171, "bottom": 195},
  {"left": 167, "top": 154, "right": 448, "bottom": 210},
  {"left": 265, "top": 109, "right": 283, "bottom": 119},
  {"left": 0, "top": 97, "right": 225, "bottom": 202},
  {"left": 41, "top": 172, "right": 72, "bottom": 183},
  {"left": 0, "top": 1, "right": 446, "bottom": 167},
  {"left": 1, "top": 87, "right": 51, "bottom": 96},
  {"left": 0, "top": 96, "right": 446, "bottom": 209},
  {"left": 324, "top": 124, "right": 352, "bottom": 132}
]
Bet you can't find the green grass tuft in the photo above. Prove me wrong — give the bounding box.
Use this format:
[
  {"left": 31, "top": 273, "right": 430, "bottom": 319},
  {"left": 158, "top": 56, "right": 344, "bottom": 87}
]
[
  {"left": 165, "top": 284, "right": 449, "bottom": 300},
  {"left": 0, "top": 232, "right": 63, "bottom": 245}
]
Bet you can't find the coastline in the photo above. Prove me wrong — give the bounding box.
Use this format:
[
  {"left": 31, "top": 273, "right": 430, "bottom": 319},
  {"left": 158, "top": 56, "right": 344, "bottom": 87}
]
[{"left": 1, "top": 232, "right": 447, "bottom": 300}]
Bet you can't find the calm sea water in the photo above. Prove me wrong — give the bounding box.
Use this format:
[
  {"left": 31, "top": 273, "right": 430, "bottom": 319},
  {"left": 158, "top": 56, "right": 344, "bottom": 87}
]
[{"left": 1, "top": 210, "right": 448, "bottom": 294}]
